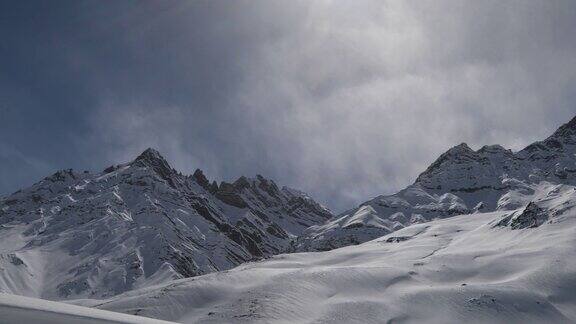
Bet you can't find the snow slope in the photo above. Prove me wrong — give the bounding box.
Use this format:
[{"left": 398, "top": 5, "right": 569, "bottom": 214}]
[
  {"left": 0, "top": 293, "right": 175, "bottom": 324},
  {"left": 76, "top": 181, "right": 576, "bottom": 323},
  {"left": 297, "top": 116, "right": 576, "bottom": 251},
  {"left": 0, "top": 149, "right": 332, "bottom": 300}
]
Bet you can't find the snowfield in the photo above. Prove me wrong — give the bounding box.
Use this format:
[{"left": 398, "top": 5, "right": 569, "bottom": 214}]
[
  {"left": 71, "top": 182, "right": 576, "bottom": 323},
  {"left": 0, "top": 293, "right": 175, "bottom": 323}
]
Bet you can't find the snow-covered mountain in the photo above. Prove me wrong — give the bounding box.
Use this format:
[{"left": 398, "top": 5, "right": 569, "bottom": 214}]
[
  {"left": 74, "top": 181, "right": 576, "bottom": 323},
  {"left": 4, "top": 115, "right": 576, "bottom": 323},
  {"left": 0, "top": 148, "right": 332, "bottom": 300},
  {"left": 297, "top": 116, "right": 576, "bottom": 251}
]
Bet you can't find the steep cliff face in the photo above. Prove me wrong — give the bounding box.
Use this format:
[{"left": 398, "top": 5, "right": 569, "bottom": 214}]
[
  {"left": 296, "top": 116, "right": 576, "bottom": 251},
  {"left": 0, "top": 149, "right": 332, "bottom": 300}
]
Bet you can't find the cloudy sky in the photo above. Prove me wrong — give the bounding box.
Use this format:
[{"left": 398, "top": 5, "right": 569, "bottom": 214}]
[{"left": 1, "top": 1, "right": 576, "bottom": 212}]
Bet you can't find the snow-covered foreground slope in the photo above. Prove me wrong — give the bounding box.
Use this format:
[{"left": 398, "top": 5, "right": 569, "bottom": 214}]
[
  {"left": 0, "top": 293, "right": 175, "bottom": 324},
  {"left": 297, "top": 116, "right": 576, "bottom": 251},
  {"left": 76, "top": 182, "right": 576, "bottom": 323}
]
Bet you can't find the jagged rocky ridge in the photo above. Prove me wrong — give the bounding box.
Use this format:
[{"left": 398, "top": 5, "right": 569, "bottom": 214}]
[
  {"left": 297, "top": 116, "right": 576, "bottom": 251},
  {"left": 0, "top": 149, "right": 331, "bottom": 300}
]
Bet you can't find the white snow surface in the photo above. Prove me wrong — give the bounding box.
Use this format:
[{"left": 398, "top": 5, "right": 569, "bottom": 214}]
[
  {"left": 71, "top": 182, "right": 576, "bottom": 323},
  {"left": 0, "top": 293, "right": 175, "bottom": 323},
  {"left": 0, "top": 149, "right": 332, "bottom": 300},
  {"left": 297, "top": 116, "right": 576, "bottom": 251}
]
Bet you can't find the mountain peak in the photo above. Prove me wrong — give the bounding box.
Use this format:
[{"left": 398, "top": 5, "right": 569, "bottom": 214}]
[
  {"left": 521, "top": 115, "right": 576, "bottom": 154},
  {"left": 192, "top": 169, "right": 210, "bottom": 190},
  {"left": 552, "top": 115, "right": 576, "bottom": 138},
  {"left": 134, "top": 148, "right": 166, "bottom": 163},
  {"left": 414, "top": 142, "right": 479, "bottom": 186},
  {"left": 255, "top": 175, "right": 280, "bottom": 197},
  {"left": 131, "top": 148, "right": 177, "bottom": 186},
  {"left": 230, "top": 176, "right": 250, "bottom": 191},
  {"left": 429, "top": 142, "right": 475, "bottom": 164},
  {"left": 478, "top": 144, "right": 510, "bottom": 154},
  {"left": 449, "top": 142, "right": 473, "bottom": 152}
]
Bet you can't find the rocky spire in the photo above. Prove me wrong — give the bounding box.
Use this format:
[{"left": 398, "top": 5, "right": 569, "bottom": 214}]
[
  {"left": 132, "top": 148, "right": 177, "bottom": 187},
  {"left": 233, "top": 176, "right": 251, "bottom": 190},
  {"left": 256, "top": 174, "right": 279, "bottom": 197},
  {"left": 133, "top": 148, "right": 169, "bottom": 165},
  {"left": 209, "top": 180, "right": 219, "bottom": 194},
  {"left": 192, "top": 169, "right": 210, "bottom": 190}
]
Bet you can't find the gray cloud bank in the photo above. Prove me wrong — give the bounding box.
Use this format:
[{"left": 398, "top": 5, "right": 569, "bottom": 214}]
[{"left": 1, "top": 1, "right": 576, "bottom": 211}]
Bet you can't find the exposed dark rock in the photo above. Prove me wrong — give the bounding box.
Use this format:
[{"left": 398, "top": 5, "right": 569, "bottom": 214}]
[
  {"left": 132, "top": 148, "right": 177, "bottom": 188},
  {"left": 209, "top": 181, "right": 219, "bottom": 194},
  {"left": 233, "top": 176, "right": 251, "bottom": 190},
  {"left": 494, "top": 202, "right": 549, "bottom": 229},
  {"left": 344, "top": 223, "right": 365, "bottom": 229},
  {"left": 45, "top": 169, "right": 76, "bottom": 182},
  {"left": 192, "top": 169, "right": 210, "bottom": 190},
  {"left": 216, "top": 182, "right": 248, "bottom": 208},
  {"left": 103, "top": 165, "right": 119, "bottom": 173},
  {"left": 8, "top": 254, "right": 25, "bottom": 266},
  {"left": 510, "top": 202, "right": 549, "bottom": 229},
  {"left": 385, "top": 236, "right": 411, "bottom": 243},
  {"left": 256, "top": 175, "right": 279, "bottom": 197},
  {"left": 417, "top": 143, "right": 476, "bottom": 180}
]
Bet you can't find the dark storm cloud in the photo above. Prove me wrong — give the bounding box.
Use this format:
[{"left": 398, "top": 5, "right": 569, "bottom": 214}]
[{"left": 1, "top": 1, "right": 576, "bottom": 212}]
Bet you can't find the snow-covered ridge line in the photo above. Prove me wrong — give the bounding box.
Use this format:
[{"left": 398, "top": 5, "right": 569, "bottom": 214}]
[
  {"left": 0, "top": 147, "right": 332, "bottom": 300},
  {"left": 297, "top": 115, "right": 576, "bottom": 251}
]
